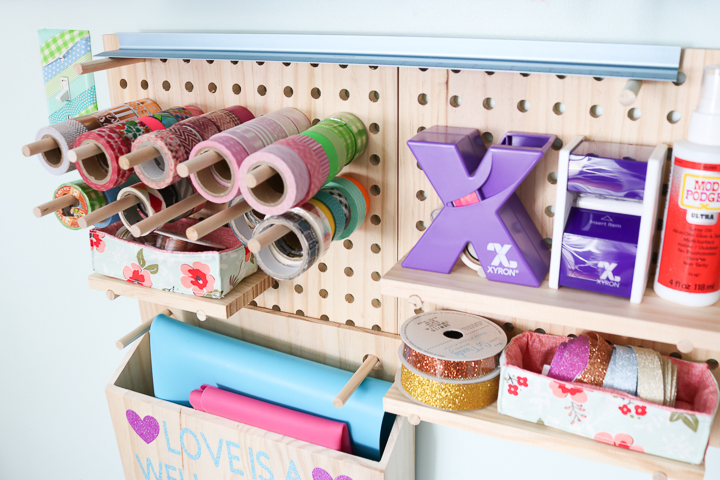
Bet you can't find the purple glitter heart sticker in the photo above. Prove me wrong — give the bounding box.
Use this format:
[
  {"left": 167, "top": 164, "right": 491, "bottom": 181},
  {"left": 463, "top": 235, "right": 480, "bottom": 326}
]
[
  {"left": 312, "top": 468, "right": 353, "bottom": 480},
  {"left": 126, "top": 410, "right": 159, "bottom": 444}
]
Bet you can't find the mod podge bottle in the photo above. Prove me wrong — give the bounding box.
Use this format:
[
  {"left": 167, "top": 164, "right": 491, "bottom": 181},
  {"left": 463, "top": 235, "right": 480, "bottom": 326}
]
[{"left": 655, "top": 65, "right": 720, "bottom": 307}]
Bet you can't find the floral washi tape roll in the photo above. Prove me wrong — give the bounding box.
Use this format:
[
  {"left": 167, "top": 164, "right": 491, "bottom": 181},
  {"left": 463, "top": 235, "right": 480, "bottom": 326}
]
[
  {"left": 132, "top": 129, "right": 201, "bottom": 189},
  {"left": 53, "top": 180, "right": 106, "bottom": 230},
  {"left": 76, "top": 128, "right": 135, "bottom": 191}
]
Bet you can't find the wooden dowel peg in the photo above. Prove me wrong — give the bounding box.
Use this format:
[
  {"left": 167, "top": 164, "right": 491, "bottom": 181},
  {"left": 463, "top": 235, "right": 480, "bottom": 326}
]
[
  {"left": 244, "top": 165, "right": 278, "bottom": 188},
  {"left": 177, "top": 151, "right": 223, "bottom": 178},
  {"left": 196, "top": 310, "right": 207, "bottom": 321},
  {"left": 676, "top": 340, "right": 694, "bottom": 354},
  {"left": 186, "top": 199, "right": 251, "bottom": 241},
  {"left": 119, "top": 146, "right": 160, "bottom": 170},
  {"left": 74, "top": 57, "right": 145, "bottom": 75},
  {"left": 619, "top": 79, "right": 643, "bottom": 106},
  {"left": 78, "top": 195, "right": 140, "bottom": 229},
  {"left": 33, "top": 195, "right": 78, "bottom": 218},
  {"left": 248, "top": 224, "right": 291, "bottom": 253},
  {"left": 409, "top": 294, "right": 423, "bottom": 310},
  {"left": 106, "top": 290, "right": 120, "bottom": 301},
  {"left": 115, "top": 308, "right": 172, "bottom": 349},
  {"left": 333, "top": 355, "right": 380, "bottom": 408},
  {"left": 22, "top": 137, "right": 58, "bottom": 157},
  {"left": 68, "top": 143, "right": 103, "bottom": 163},
  {"left": 130, "top": 194, "right": 206, "bottom": 237},
  {"left": 408, "top": 414, "right": 421, "bottom": 426},
  {"left": 652, "top": 472, "right": 667, "bottom": 480}
]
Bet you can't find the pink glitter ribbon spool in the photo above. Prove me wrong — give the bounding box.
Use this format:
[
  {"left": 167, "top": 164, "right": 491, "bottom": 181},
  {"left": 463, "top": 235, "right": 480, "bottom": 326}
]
[
  {"left": 238, "top": 143, "right": 310, "bottom": 215},
  {"left": 547, "top": 334, "right": 590, "bottom": 382},
  {"left": 189, "top": 136, "right": 250, "bottom": 203}
]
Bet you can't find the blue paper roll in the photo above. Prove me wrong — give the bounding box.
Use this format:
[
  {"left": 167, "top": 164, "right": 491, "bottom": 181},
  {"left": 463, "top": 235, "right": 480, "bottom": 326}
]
[
  {"left": 95, "top": 174, "right": 139, "bottom": 228},
  {"left": 150, "top": 315, "right": 395, "bottom": 460}
]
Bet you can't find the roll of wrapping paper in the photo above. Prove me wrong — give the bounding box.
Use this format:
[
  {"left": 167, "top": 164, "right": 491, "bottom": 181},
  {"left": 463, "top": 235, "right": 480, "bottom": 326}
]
[
  {"left": 94, "top": 174, "right": 141, "bottom": 228},
  {"left": 53, "top": 180, "right": 106, "bottom": 230},
  {"left": 190, "top": 385, "right": 353, "bottom": 454},
  {"left": 313, "top": 191, "right": 346, "bottom": 241},
  {"left": 253, "top": 211, "right": 321, "bottom": 280},
  {"left": 150, "top": 314, "right": 394, "bottom": 460},
  {"left": 75, "top": 106, "right": 202, "bottom": 191},
  {"left": 325, "top": 176, "right": 368, "bottom": 240},
  {"left": 401, "top": 310, "right": 506, "bottom": 380},
  {"left": 35, "top": 99, "right": 161, "bottom": 175}
]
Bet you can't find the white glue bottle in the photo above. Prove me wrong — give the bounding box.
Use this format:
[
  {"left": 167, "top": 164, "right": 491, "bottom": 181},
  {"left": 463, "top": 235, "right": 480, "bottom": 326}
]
[{"left": 654, "top": 65, "right": 720, "bottom": 307}]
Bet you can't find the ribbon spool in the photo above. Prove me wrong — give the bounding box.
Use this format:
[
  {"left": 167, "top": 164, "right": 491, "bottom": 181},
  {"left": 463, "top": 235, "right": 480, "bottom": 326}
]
[
  {"left": 575, "top": 332, "right": 613, "bottom": 387},
  {"left": 53, "top": 180, "right": 106, "bottom": 230},
  {"left": 400, "top": 310, "right": 507, "bottom": 380},
  {"left": 634, "top": 347, "right": 665, "bottom": 405},
  {"left": 548, "top": 334, "right": 591, "bottom": 383},
  {"left": 602, "top": 345, "right": 639, "bottom": 396},
  {"left": 253, "top": 211, "right": 321, "bottom": 280}
]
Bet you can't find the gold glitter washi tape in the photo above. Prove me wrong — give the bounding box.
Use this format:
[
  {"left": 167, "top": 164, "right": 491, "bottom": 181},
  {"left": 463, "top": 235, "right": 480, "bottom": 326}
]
[
  {"left": 399, "top": 365, "right": 500, "bottom": 411},
  {"left": 575, "top": 333, "right": 613, "bottom": 386},
  {"left": 633, "top": 347, "right": 665, "bottom": 405}
]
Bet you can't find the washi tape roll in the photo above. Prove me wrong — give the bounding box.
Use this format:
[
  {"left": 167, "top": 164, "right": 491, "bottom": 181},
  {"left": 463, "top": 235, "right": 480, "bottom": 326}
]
[
  {"left": 242, "top": 116, "right": 288, "bottom": 146},
  {"left": 317, "top": 119, "right": 356, "bottom": 166},
  {"left": 253, "top": 211, "right": 320, "bottom": 280},
  {"left": 190, "top": 136, "right": 249, "bottom": 203},
  {"left": 312, "top": 191, "right": 346, "bottom": 241},
  {"left": 265, "top": 112, "right": 300, "bottom": 136},
  {"left": 53, "top": 180, "right": 106, "bottom": 230},
  {"left": 328, "top": 112, "right": 367, "bottom": 162},
  {"left": 309, "top": 198, "right": 335, "bottom": 241},
  {"left": 124, "top": 99, "right": 162, "bottom": 118},
  {"left": 301, "top": 130, "right": 340, "bottom": 184},
  {"left": 222, "top": 105, "right": 255, "bottom": 124},
  {"left": 76, "top": 128, "right": 135, "bottom": 192},
  {"left": 117, "top": 183, "right": 167, "bottom": 231},
  {"left": 294, "top": 201, "right": 332, "bottom": 256},
  {"left": 104, "top": 119, "right": 156, "bottom": 147},
  {"left": 322, "top": 187, "right": 352, "bottom": 236},
  {"left": 176, "top": 116, "right": 222, "bottom": 140},
  {"left": 401, "top": 311, "right": 506, "bottom": 380},
  {"left": 203, "top": 109, "right": 242, "bottom": 131},
  {"left": 94, "top": 175, "right": 140, "bottom": 228},
  {"left": 277, "top": 136, "right": 323, "bottom": 204},
  {"left": 275, "top": 107, "right": 311, "bottom": 132},
  {"left": 308, "top": 124, "right": 349, "bottom": 170},
  {"left": 325, "top": 176, "right": 367, "bottom": 239},
  {"left": 228, "top": 198, "right": 264, "bottom": 244},
  {"left": 344, "top": 176, "right": 370, "bottom": 217},
  {"left": 238, "top": 144, "right": 310, "bottom": 214},
  {"left": 217, "top": 126, "right": 267, "bottom": 155},
  {"left": 132, "top": 129, "right": 202, "bottom": 189},
  {"left": 293, "top": 134, "right": 330, "bottom": 189},
  {"left": 91, "top": 100, "right": 156, "bottom": 126}
]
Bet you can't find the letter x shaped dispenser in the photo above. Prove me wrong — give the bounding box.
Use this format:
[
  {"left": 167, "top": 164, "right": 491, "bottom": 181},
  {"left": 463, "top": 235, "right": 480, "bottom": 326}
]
[{"left": 403, "top": 126, "right": 556, "bottom": 287}]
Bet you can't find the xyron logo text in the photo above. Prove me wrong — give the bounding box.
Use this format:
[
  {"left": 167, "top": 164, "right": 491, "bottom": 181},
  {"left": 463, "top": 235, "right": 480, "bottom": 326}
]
[
  {"left": 486, "top": 243, "right": 519, "bottom": 276},
  {"left": 597, "top": 261, "right": 621, "bottom": 287}
]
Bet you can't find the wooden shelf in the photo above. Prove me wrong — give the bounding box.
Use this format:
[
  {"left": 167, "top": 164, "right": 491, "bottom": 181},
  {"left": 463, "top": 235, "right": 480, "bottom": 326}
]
[
  {"left": 88, "top": 270, "right": 272, "bottom": 319},
  {"left": 381, "top": 260, "right": 720, "bottom": 353},
  {"left": 383, "top": 385, "right": 705, "bottom": 480}
]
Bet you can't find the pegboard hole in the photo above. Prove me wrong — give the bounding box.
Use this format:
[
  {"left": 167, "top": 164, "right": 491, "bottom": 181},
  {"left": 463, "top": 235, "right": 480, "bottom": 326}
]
[
  {"left": 371, "top": 243, "right": 381, "bottom": 254},
  {"left": 284, "top": 86, "right": 294, "bottom": 97},
  {"left": 552, "top": 138, "right": 564, "bottom": 151},
  {"left": 249, "top": 300, "right": 258, "bottom": 307},
  {"left": 160, "top": 59, "right": 167, "bottom": 63},
  {"left": 184, "top": 81, "right": 194, "bottom": 92},
  {"left": 117, "top": 78, "right": 126, "bottom": 89},
  {"left": 674, "top": 72, "right": 687, "bottom": 86},
  {"left": 556, "top": 75, "right": 567, "bottom": 80},
  {"left": 589, "top": 105, "right": 603, "bottom": 118},
  {"left": 418, "top": 93, "right": 429, "bottom": 105},
  {"left": 344, "top": 267, "right": 354, "bottom": 277},
  {"left": 553, "top": 102, "right": 566, "bottom": 115},
  {"left": 593, "top": 77, "right": 604, "bottom": 81},
  {"left": 339, "top": 64, "right": 348, "bottom": 69},
  {"left": 339, "top": 89, "right": 350, "bottom": 101},
  {"left": 311, "top": 87, "right": 321, "bottom": 99},
  {"left": 369, "top": 65, "right": 379, "bottom": 70},
  {"left": 320, "top": 315, "right": 330, "bottom": 321},
  {"left": 206, "top": 60, "right": 214, "bottom": 64},
  {"left": 140, "top": 80, "right": 148, "bottom": 90},
  {"left": 370, "top": 185, "right": 381, "bottom": 196},
  {"left": 372, "top": 298, "right": 382, "bottom": 308},
  {"left": 295, "top": 310, "right": 305, "bottom": 316},
  {"left": 369, "top": 154, "right": 381, "bottom": 166},
  {"left": 294, "top": 284, "right": 303, "bottom": 294},
  {"left": 417, "top": 126, "right": 426, "bottom": 133},
  {"left": 545, "top": 205, "right": 556, "bottom": 217},
  {"left": 272, "top": 281, "right": 279, "bottom": 289},
  {"left": 517, "top": 100, "right": 530, "bottom": 113},
  {"left": 283, "top": 62, "right": 291, "bottom": 67},
  {"left": 232, "top": 84, "right": 241, "bottom": 95},
  {"left": 310, "top": 63, "right": 319, "bottom": 68},
  {"left": 230, "top": 61, "right": 239, "bottom": 65},
  {"left": 256, "top": 61, "right": 265, "bottom": 66},
  {"left": 369, "top": 123, "right": 380, "bottom": 134},
  {"left": 567, "top": 333, "right": 578, "bottom": 338},
  {"left": 534, "top": 328, "right": 546, "bottom": 334},
  {"left": 257, "top": 85, "right": 267, "bottom": 96},
  {"left": 207, "top": 83, "right": 217, "bottom": 94},
  {"left": 183, "top": 59, "right": 191, "bottom": 63},
  {"left": 319, "top": 289, "right": 329, "bottom": 299},
  {"left": 271, "top": 305, "right": 281, "bottom": 311},
  {"left": 486, "top": 71, "right": 495, "bottom": 76},
  {"left": 544, "top": 237, "right": 553, "bottom": 248},
  {"left": 370, "top": 215, "right": 382, "bottom": 225},
  {"left": 451, "top": 69, "right": 461, "bottom": 74},
  {"left": 520, "top": 73, "right": 531, "bottom": 77},
  {"left": 369, "top": 90, "right": 380, "bottom": 102},
  {"left": 669, "top": 352, "right": 683, "bottom": 360},
  {"left": 345, "top": 294, "right": 355, "bottom": 303},
  {"left": 162, "top": 81, "right": 171, "bottom": 91},
  {"left": 345, "top": 320, "right": 355, "bottom": 326},
  {"left": 707, "top": 359, "right": 719, "bottom": 370},
  {"left": 318, "top": 262, "right": 328, "bottom": 272},
  {"left": 344, "top": 240, "right": 353, "bottom": 250},
  {"left": 416, "top": 221, "right": 427, "bottom": 231},
  {"left": 416, "top": 190, "right": 427, "bottom": 201},
  {"left": 503, "top": 322, "right": 514, "bottom": 332},
  {"left": 450, "top": 95, "right": 462, "bottom": 108},
  {"left": 419, "top": 68, "right": 428, "bottom": 72},
  {"left": 628, "top": 108, "right": 642, "bottom": 121},
  {"left": 371, "top": 324, "right": 382, "bottom": 331},
  {"left": 483, "top": 98, "right": 495, "bottom": 110},
  {"left": 482, "top": 132, "right": 494, "bottom": 143},
  {"left": 371, "top": 271, "right": 381, "bottom": 281},
  {"left": 667, "top": 110, "right": 682, "bottom": 124},
  {"left": 547, "top": 172, "right": 558, "bottom": 184},
  {"left": 312, "top": 118, "right": 320, "bottom": 126}
]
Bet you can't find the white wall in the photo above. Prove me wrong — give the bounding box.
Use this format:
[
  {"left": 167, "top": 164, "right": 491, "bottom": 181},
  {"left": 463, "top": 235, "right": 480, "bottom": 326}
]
[{"left": 1, "top": 1, "right": 719, "bottom": 478}]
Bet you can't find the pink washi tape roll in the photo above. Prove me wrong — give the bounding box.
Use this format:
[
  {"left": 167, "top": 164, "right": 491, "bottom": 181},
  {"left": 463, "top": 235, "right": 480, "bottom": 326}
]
[
  {"left": 132, "top": 129, "right": 201, "bottom": 189},
  {"left": 202, "top": 109, "right": 241, "bottom": 131},
  {"left": 189, "top": 136, "right": 249, "bottom": 203},
  {"left": 275, "top": 107, "right": 311, "bottom": 132},
  {"left": 242, "top": 116, "right": 288, "bottom": 146},
  {"left": 223, "top": 105, "right": 255, "bottom": 124},
  {"left": 276, "top": 136, "right": 323, "bottom": 204},
  {"left": 264, "top": 112, "right": 300, "bottom": 136},
  {"left": 292, "top": 134, "right": 330, "bottom": 192},
  {"left": 217, "top": 125, "right": 268, "bottom": 154},
  {"left": 176, "top": 116, "right": 221, "bottom": 140},
  {"left": 184, "top": 105, "right": 205, "bottom": 117},
  {"left": 238, "top": 143, "right": 310, "bottom": 215}
]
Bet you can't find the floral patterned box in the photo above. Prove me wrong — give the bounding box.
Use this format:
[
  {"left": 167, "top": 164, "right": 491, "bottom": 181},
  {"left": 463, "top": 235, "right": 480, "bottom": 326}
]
[
  {"left": 498, "top": 332, "right": 719, "bottom": 465},
  {"left": 89, "top": 218, "right": 257, "bottom": 299}
]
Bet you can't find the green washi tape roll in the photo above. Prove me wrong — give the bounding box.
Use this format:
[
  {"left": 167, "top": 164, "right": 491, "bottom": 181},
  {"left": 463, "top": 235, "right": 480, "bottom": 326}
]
[
  {"left": 301, "top": 130, "right": 340, "bottom": 184},
  {"left": 313, "top": 191, "right": 346, "bottom": 240},
  {"left": 306, "top": 124, "right": 347, "bottom": 175},
  {"left": 328, "top": 112, "right": 367, "bottom": 162},
  {"left": 317, "top": 119, "right": 356, "bottom": 166},
  {"left": 54, "top": 179, "right": 106, "bottom": 230},
  {"left": 325, "top": 177, "right": 366, "bottom": 240}
]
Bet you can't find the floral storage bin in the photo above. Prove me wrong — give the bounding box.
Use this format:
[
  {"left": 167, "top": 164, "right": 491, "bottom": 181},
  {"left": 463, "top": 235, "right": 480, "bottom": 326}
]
[
  {"left": 497, "top": 332, "right": 719, "bottom": 465},
  {"left": 90, "top": 218, "right": 257, "bottom": 299}
]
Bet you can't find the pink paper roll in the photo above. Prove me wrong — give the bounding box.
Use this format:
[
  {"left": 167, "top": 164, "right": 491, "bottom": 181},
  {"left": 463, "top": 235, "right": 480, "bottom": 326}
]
[
  {"left": 275, "top": 107, "right": 311, "bottom": 132},
  {"left": 189, "top": 136, "right": 250, "bottom": 203},
  {"left": 190, "top": 385, "right": 353, "bottom": 454},
  {"left": 238, "top": 143, "right": 310, "bottom": 215}
]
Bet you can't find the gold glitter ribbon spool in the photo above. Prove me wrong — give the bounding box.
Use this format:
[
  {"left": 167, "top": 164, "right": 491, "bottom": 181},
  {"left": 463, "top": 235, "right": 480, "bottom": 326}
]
[
  {"left": 575, "top": 333, "right": 613, "bottom": 386},
  {"left": 634, "top": 347, "right": 665, "bottom": 405},
  {"left": 398, "top": 365, "right": 499, "bottom": 411}
]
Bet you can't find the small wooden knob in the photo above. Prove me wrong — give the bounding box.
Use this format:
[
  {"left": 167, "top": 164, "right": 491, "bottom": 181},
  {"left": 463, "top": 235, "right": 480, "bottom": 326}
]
[
  {"left": 408, "top": 414, "right": 421, "bottom": 426},
  {"left": 197, "top": 310, "right": 207, "bottom": 321},
  {"left": 106, "top": 290, "right": 120, "bottom": 301},
  {"left": 676, "top": 340, "right": 693, "bottom": 354},
  {"left": 409, "top": 294, "right": 423, "bottom": 310}
]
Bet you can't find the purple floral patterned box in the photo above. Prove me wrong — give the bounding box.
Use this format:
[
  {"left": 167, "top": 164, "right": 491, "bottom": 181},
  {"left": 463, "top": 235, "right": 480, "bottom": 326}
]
[
  {"left": 89, "top": 218, "right": 257, "bottom": 299},
  {"left": 498, "top": 332, "right": 719, "bottom": 465}
]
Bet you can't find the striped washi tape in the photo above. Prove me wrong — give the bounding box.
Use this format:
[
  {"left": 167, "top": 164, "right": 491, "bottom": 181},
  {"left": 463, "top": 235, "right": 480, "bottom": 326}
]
[
  {"left": 313, "top": 191, "right": 346, "bottom": 241},
  {"left": 327, "top": 112, "right": 367, "bottom": 162}
]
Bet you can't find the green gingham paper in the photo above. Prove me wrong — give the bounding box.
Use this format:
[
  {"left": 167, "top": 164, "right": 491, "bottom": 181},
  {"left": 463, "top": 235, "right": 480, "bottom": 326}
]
[{"left": 40, "top": 30, "right": 89, "bottom": 66}]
